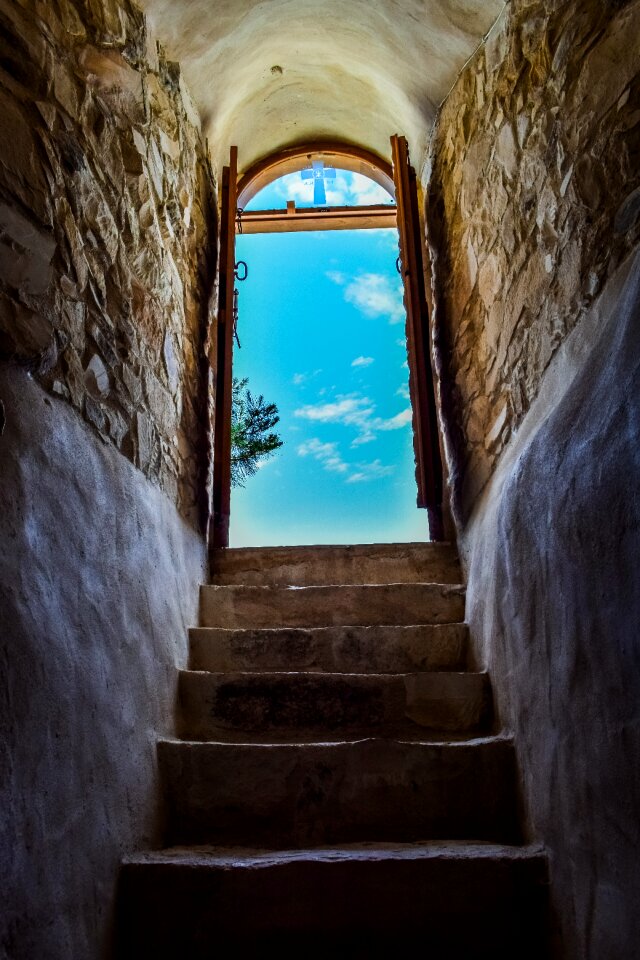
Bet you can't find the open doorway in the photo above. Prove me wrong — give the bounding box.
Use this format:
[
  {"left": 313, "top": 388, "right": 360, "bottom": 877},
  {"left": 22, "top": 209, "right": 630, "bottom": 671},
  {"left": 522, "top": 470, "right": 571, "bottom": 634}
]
[
  {"left": 211, "top": 141, "right": 443, "bottom": 550},
  {"left": 232, "top": 221, "right": 420, "bottom": 546}
]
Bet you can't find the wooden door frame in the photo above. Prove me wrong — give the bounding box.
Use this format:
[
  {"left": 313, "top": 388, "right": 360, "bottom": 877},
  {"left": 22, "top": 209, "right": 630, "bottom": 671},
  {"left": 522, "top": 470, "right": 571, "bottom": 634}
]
[
  {"left": 209, "top": 139, "right": 445, "bottom": 549},
  {"left": 211, "top": 146, "right": 238, "bottom": 548},
  {"left": 391, "top": 134, "right": 444, "bottom": 540}
]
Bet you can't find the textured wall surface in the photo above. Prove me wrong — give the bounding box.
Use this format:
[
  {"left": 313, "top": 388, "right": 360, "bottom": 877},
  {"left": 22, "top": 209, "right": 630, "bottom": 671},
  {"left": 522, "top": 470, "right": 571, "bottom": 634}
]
[
  {"left": 426, "top": 2, "right": 640, "bottom": 955},
  {"left": 426, "top": 0, "right": 640, "bottom": 519},
  {"left": 462, "top": 250, "right": 640, "bottom": 960},
  {"left": 0, "top": 0, "right": 217, "bottom": 527},
  {"left": 0, "top": 364, "right": 206, "bottom": 960},
  {"left": 137, "top": 0, "right": 504, "bottom": 174}
]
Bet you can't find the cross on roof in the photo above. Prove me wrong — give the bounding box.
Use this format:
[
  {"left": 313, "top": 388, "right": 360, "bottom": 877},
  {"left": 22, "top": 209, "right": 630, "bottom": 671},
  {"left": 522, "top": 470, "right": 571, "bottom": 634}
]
[{"left": 300, "top": 159, "right": 337, "bottom": 205}]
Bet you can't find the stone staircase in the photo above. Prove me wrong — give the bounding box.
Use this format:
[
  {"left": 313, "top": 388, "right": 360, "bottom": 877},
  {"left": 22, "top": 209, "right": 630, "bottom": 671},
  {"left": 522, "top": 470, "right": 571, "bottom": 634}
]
[{"left": 118, "top": 542, "right": 549, "bottom": 957}]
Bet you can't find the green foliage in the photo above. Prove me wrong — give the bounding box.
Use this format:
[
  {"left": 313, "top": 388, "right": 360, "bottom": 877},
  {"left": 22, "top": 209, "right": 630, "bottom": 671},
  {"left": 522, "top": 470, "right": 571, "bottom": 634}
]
[{"left": 231, "top": 377, "right": 283, "bottom": 487}]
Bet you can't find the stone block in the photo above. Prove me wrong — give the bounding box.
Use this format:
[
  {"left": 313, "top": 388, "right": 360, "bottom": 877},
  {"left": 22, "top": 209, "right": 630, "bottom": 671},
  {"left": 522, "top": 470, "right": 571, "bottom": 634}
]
[
  {"left": 199, "top": 582, "right": 466, "bottom": 630},
  {"left": 0, "top": 204, "right": 55, "bottom": 296},
  {"left": 159, "top": 737, "right": 519, "bottom": 847},
  {"left": 188, "top": 623, "right": 469, "bottom": 674}
]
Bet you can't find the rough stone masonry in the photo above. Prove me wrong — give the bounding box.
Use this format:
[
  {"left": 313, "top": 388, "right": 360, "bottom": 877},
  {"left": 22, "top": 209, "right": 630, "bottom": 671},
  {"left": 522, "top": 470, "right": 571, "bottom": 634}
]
[
  {"left": 0, "top": 0, "right": 217, "bottom": 528},
  {"left": 426, "top": 0, "right": 640, "bottom": 521}
]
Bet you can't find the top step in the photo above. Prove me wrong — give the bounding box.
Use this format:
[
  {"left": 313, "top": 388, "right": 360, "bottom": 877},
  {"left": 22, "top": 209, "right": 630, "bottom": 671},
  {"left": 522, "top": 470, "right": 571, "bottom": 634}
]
[{"left": 210, "top": 542, "right": 461, "bottom": 587}]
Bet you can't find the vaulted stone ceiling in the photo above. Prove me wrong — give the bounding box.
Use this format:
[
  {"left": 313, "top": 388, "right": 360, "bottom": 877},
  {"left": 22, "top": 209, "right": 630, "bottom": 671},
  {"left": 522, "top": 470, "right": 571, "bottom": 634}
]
[{"left": 139, "top": 0, "right": 504, "bottom": 175}]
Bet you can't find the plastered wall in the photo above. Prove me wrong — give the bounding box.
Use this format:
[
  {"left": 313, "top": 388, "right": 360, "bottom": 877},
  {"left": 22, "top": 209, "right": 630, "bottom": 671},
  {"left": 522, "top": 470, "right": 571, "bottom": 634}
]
[
  {"left": 0, "top": 2, "right": 213, "bottom": 956},
  {"left": 0, "top": 365, "right": 207, "bottom": 960}
]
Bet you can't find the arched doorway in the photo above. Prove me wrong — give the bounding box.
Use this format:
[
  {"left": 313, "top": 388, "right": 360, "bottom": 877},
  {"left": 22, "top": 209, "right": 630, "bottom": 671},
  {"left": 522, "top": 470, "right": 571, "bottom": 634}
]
[{"left": 211, "top": 139, "right": 443, "bottom": 550}]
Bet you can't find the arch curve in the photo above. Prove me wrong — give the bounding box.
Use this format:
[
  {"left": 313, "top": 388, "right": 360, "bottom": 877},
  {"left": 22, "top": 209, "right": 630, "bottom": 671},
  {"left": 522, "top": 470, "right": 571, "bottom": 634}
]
[{"left": 237, "top": 141, "right": 395, "bottom": 208}]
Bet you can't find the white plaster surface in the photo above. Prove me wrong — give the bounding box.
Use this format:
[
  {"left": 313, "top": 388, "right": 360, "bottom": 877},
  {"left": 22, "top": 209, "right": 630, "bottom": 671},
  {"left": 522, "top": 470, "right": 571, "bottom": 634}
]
[
  {"left": 0, "top": 365, "right": 206, "bottom": 959},
  {"left": 138, "top": 0, "right": 504, "bottom": 172},
  {"left": 461, "top": 249, "right": 640, "bottom": 958}
]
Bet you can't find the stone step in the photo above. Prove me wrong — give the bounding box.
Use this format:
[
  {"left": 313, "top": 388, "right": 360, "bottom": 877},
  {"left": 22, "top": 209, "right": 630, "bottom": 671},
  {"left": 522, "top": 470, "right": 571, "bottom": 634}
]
[
  {"left": 199, "top": 582, "right": 466, "bottom": 629},
  {"left": 158, "top": 737, "right": 519, "bottom": 847},
  {"left": 178, "top": 670, "right": 490, "bottom": 741},
  {"left": 210, "top": 541, "right": 462, "bottom": 587},
  {"left": 118, "top": 842, "right": 548, "bottom": 957},
  {"left": 189, "top": 623, "right": 468, "bottom": 673}
]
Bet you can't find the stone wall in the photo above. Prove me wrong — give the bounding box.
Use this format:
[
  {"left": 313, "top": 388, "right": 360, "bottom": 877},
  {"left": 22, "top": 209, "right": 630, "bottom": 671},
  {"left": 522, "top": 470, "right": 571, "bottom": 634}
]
[
  {"left": 0, "top": 3, "right": 216, "bottom": 956},
  {"left": 426, "top": 0, "right": 640, "bottom": 519},
  {"left": 425, "top": 2, "right": 640, "bottom": 956},
  {"left": 0, "top": 0, "right": 217, "bottom": 528}
]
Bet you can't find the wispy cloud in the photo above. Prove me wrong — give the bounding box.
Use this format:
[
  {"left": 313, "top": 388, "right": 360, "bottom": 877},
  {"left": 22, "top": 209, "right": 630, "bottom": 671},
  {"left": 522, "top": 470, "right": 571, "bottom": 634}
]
[
  {"left": 294, "top": 392, "right": 412, "bottom": 446},
  {"left": 378, "top": 408, "right": 412, "bottom": 430},
  {"left": 347, "top": 174, "right": 393, "bottom": 205},
  {"left": 292, "top": 369, "right": 322, "bottom": 386},
  {"left": 351, "top": 356, "right": 374, "bottom": 368},
  {"left": 294, "top": 395, "right": 375, "bottom": 427},
  {"left": 297, "top": 439, "right": 394, "bottom": 484},
  {"left": 297, "top": 438, "right": 348, "bottom": 474},
  {"left": 345, "top": 274, "right": 404, "bottom": 324},
  {"left": 274, "top": 171, "right": 393, "bottom": 208},
  {"left": 396, "top": 383, "right": 410, "bottom": 400},
  {"left": 346, "top": 459, "right": 395, "bottom": 483},
  {"left": 327, "top": 271, "right": 404, "bottom": 325}
]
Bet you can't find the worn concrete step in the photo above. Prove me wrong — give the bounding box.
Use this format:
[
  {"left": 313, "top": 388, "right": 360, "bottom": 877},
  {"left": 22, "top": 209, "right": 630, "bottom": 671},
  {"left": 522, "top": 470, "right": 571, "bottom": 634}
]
[
  {"left": 118, "top": 842, "right": 548, "bottom": 958},
  {"left": 210, "top": 541, "right": 462, "bottom": 587},
  {"left": 200, "top": 582, "right": 466, "bottom": 629},
  {"left": 189, "top": 623, "right": 468, "bottom": 674},
  {"left": 178, "top": 670, "right": 490, "bottom": 741},
  {"left": 158, "top": 737, "right": 519, "bottom": 847}
]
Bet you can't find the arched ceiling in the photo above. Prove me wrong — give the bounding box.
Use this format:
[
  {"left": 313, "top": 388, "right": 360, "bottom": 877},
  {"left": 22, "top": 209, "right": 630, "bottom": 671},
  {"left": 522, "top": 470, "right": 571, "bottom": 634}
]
[{"left": 139, "top": 0, "right": 504, "bottom": 177}]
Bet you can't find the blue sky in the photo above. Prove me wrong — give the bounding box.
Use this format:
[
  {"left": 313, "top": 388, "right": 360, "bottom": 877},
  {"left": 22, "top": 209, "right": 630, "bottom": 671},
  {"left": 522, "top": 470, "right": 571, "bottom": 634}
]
[
  {"left": 244, "top": 167, "right": 395, "bottom": 210},
  {"left": 230, "top": 170, "right": 429, "bottom": 546}
]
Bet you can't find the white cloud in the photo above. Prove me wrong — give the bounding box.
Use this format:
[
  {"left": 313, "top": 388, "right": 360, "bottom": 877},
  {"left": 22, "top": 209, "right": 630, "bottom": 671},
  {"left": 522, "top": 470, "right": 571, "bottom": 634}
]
[
  {"left": 275, "top": 173, "right": 319, "bottom": 205},
  {"left": 348, "top": 173, "right": 393, "bottom": 205},
  {"left": 351, "top": 356, "right": 374, "bottom": 368},
  {"left": 292, "top": 369, "right": 322, "bottom": 386},
  {"left": 297, "top": 439, "right": 394, "bottom": 485},
  {"left": 273, "top": 170, "right": 394, "bottom": 210},
  {"left": 350, "top": 432, "right": 376, "bottom": 447},
  {"left": 378, "top": 408, "right": 412, "bottom": 430},
  {"left": 343, "top": 273, "right": 405, "bottom": 324},
  {"left": 396, "top": 383, "right": 410, "bottom": 400},
  {"left": 326, "top": 270, "right": 345, "bottom": 285},
  {"left": 346, "top": 459, "right": 395, "bottom": 484},
  {"left": 294, "top": 395, "right": 375, "bottom": 427},
  {"left": 295, "top": 393, "right": 412, "bottom": 446},
  {"left": 297, "top": 438, "right": 348, "bottom": 474}
]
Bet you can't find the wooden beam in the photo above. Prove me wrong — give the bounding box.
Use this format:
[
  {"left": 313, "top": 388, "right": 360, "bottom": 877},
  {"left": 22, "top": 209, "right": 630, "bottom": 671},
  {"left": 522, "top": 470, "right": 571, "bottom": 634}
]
[
  {"left": 391, "top": 134, "right": 444, "bottom": 538},
  {"left": 211, "top": 146, "right": 238, "bottom": 549},
  {"left": 238, "top": 204, "right": 397, "bottom": 234}
]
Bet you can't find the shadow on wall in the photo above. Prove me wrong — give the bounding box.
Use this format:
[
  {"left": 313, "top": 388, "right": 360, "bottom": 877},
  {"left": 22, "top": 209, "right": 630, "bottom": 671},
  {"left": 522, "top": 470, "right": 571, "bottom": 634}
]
[
  {"left": 0, "top": 365, "right": 205, "bottom": 960},
  {"left": 463, "top": 249, "right": 640, "bottom": 959}
]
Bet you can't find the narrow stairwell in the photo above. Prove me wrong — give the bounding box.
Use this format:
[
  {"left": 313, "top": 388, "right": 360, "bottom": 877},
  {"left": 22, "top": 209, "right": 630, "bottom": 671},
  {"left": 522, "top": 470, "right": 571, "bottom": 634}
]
[{"left": 118, "top": 542, "right": 549, "bottom": 957}]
